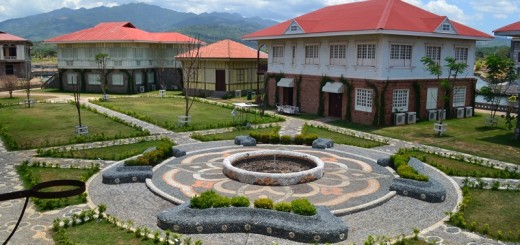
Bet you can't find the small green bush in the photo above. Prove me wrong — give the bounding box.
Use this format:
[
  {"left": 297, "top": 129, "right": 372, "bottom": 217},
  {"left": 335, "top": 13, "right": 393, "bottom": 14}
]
[
  {"left": 274, "top": 202, "right": 292, "bottom": 213},
  {"left": 212, "top": 195, "right": 231, "bottom": 208},
  {"left": 280, "top": 135, "right": 292, "bottom": 144},
  {"left": 260, "top": 133, "right": 270, "bottom": 144},
  {"left": 303, "top": 134, "right": 318, "bottom": 145},
  {"left": 254, "top": 198, "right": 274, "bottom": 210},
  {"left": 270, "top": 133, "right": 280, "bottom": 144},
  {"left": 291, "top": 199, "right": 316, "bottom": 216},
  {"left": 294, "top": 134, "right": 304, "bottom": 145},
  {"left": 190, "top": 190, "right": 219, "bottom": 209},
  {"left": 390, "top": 153, "right": 429, "bottom": 182},
  {"left": 124, "top": 146, "right": 173, "bottom": 166},
  {"left": 230, "top": 196, "right": 250, "bottom": 207}
]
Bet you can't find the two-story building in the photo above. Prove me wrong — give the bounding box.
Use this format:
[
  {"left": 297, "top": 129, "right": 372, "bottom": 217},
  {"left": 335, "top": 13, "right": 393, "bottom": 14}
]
[
  {"left": 243, "top": 0, "right": 492, "bottom": 125},
  {"left": 45, "top": 22, "right": 199, "bottom": 94},
  {"left": 494, "top": 21, "right": 520, "bottom": 76},
  {"left": 0, "top": 31, "right": 32, "bottom": 80}
]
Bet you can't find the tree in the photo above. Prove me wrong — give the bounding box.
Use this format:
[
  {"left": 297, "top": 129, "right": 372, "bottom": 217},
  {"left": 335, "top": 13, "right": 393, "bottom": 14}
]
[
  {"left": 480, "top": 55, "right": 517, "bottom": 120},
  {"left": 0, "top": 75, "right": 19, "bottom": 99},
  {"left": 95, "top": 53, "right": 110, "bottom": 101},
  {"left": 72, "top": 74, "right": 83, "bottom": 129},
  {"left": 177, "top": 37, "right": 203, "bottom": 124},
  {"left": 19, "top": 79, "right": 32, "bottom": 108}
]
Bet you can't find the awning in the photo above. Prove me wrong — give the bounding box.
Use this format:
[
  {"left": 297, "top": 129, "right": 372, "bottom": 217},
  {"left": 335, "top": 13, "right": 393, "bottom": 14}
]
[
  {"left": 322, "top": 82, "right": 344, "bottom": 93},
  {"left": 277, "top": 78, "right": 294, "bottom": 87}
]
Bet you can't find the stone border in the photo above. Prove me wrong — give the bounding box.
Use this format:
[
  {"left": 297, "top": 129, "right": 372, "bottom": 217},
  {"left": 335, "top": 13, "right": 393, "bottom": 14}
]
[
  {"left": 157, "top": 203, "right": 348, "bottom": 243},
  {"left": 381, "top": 157, "right": 447, "bottom": 203},
  {"left": 102, "top": 161, "right": 152, "bottom": 184}
]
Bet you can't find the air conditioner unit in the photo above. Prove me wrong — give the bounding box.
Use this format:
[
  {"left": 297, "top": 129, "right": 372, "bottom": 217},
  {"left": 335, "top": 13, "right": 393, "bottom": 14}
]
[
  {"left": 456, "top": 107, "right": 465, "bottom": 118},
  {"left": 394, "top": 112, "right": 406, "bottom": 126},
  {"left": 465, "top": 107, "right": 473, "bottom": 117},
  {"left": 428, "top": 110, "right": 438, "bottom": 121},
  {"left": 139, "top": 86, "right": 145, "bottom": 93},
  {"left": 437, "top": 109, "right": 446, "bottom": 120},
  {"left": 235, "top": 90, "right": 242, "bottom": 97},
  {"left": 407, "top": 112, "right": 417, "bottom": 124}
]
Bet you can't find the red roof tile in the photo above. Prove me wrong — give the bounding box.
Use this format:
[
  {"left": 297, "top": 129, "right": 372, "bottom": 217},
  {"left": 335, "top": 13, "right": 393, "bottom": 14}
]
[
  {"left": 45, "top": 22, "right": 199, "bottom": 43},
  {"left": 243, "top": 0, "right": 491, "bottom": 40},
  {"left": 177, "top": 39, "right": 267, "bottom": 60},
  {"left": 0, "top": 31, "right": 30, "bottom": 42},
  {"left": 494, "top": 21, "right": 520, "bottom": 33}
]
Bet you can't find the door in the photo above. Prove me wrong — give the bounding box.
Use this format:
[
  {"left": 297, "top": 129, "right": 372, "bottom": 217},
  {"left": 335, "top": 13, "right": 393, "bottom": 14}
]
[
  {"left": 426, "top": 87, "right": 438, "bottom": 110},
  {"left": 283, "top": 87, "right": 293, "bottom": 105},
  {"left": 5, "top": 64, "right": 14, "bottom": 75},
  {"left": 215, "top": 70, "right": 226, "bottom": 91},
  {"left": 328, "top": 93, "right": 343, "bottom": 117}
]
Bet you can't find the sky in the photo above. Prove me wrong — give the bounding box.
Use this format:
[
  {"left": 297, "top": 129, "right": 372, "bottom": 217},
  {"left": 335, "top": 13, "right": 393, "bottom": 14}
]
[{"left": 0, "top": 0, "right": 519, "bottom": 35}]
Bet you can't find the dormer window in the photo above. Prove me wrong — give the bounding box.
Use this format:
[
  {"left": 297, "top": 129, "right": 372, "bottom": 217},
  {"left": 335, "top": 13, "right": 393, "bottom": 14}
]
[
  {"left": 442, "top": 24, "right": 450, "bottom": 31},
  {"left": 290, "top": 25, "right": 298, "bottom": 31},
  {"left": 285, "top": 20, "right": 304, "bottom": 34}
]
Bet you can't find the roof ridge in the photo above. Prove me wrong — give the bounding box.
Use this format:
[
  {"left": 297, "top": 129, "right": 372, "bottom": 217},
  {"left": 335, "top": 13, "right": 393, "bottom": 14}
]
[{"left": 376, "top": 0, "right": 395, "bottom": 30}]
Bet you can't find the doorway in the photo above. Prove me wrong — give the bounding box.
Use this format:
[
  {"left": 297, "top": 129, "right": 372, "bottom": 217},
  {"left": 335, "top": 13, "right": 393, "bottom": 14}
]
[
  {"left": 5, "top": 64, "right": 14, "bottom": 75},
  {"left": 328, "top": 93, "right": 342, "bottom": 117},
  {"left": 215, "top": 70, "right": 226, "bottom": 91},
  {"left": 282, "top": 87, "right": 293, "bottom": 106}
]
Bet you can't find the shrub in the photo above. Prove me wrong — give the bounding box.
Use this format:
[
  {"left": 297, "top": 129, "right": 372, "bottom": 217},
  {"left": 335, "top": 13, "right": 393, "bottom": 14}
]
[
  {"left": 291, "top": 198, "right": 316, "bottom": 216},
  {"left": 294, "top": 134, "right": 304, "bottom": 145},
  {"left": 274, "top": 202, "right": 292, "bottom": 213},
  {"left": 390, "top": 153, "right": 429, "bottom": 182},
  {"left": 230, "top": 196, "right": 250, "bottom": 207},
  {"left": 212, "top": 195, "right": 231, "bottom": 208},
  {"left": 260, "top": 133, "right": 270, "bottom": 144},
  {"left": 190, "top": 190, "right": 219, "bottom": 209},
  {"left": 280, "top": 135, "right": 292, "bottom": 144},
  {"left": 303, "top": 134, "right": 318, "bottom": 145},
  {"left": 254, "top": 198, "right": 274, "bottom": 210},
  {"left": 125, "top": 146, "right": 173, "bottom": 166},
  {"left": 270, "top": 133, "right": 280, "bottom": 144}
]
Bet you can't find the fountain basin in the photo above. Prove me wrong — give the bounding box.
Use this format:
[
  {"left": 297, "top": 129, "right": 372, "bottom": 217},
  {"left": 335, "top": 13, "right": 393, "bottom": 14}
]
[{"left": 223, "top": 150, "right": 324, "bottom": 186}]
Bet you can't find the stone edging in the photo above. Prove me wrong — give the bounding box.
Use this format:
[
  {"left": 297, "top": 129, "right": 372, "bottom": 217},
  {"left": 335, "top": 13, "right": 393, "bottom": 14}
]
[
  {"left": 102, "top": 161, "right": 152, "bottom": 184},
  {"left": 157, "top": 203, "right": 349, "bottom": 243}
]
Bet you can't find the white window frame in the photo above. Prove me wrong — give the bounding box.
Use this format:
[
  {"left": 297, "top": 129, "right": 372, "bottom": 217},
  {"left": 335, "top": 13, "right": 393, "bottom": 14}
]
[
  {"left": 291, "top": 45, "right": 296, "bottom": 65},
  {"left": 304, "top": 44, "right": 319, "bottom": 65},
  {"left": 452, "top": 86, "right": 466, "bottom": 107},
  {"left": 236, "top": 69, "right": 245, "bottom": 83},
  {"left": 355, "top": 88, "right": 373, "bottom": 112},
  {"left": 67, "top": 73, "right": 78, "bottom": 85},
  {"left": 329, "top": 44, "right": 347, "bottom": 66},
  {"left": 135, "top": 72, "right": 143, "bottom": 85},
  {"left": 88, "top": 73, "right": 101, "bottom": 85},
  {"left": 290, "top": 25, "right": 298, "bottom": 31},
  {"left": 392, "top": 89, "right": 409, "bottom": 112},
  {"left": 112, "top": 73, "right": 124, "bottom": 86},
  {"left": 426, "top": 45, "right": 441, "bottom": 64},
  {"left": 147, "top": 72, "right": 155, "bottom": 84},
  {"left": 272, "top": 45, "right": 284, "bottom": 63},
  {"left": 442, "top": 24, "right": 450, "bottom": 31},
  {"left": 454, "top": 47, "right": 468, "bottom": 64},
  {"left": 389, "top": 44, "right": 412, "bottom": 67},
  {"left": 356, "top": 43, "right": 376, "bottom": 66}
]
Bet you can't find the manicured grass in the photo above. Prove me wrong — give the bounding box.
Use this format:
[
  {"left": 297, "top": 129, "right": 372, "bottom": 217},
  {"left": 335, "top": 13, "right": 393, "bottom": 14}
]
[
  {"left": 0, "top": 103, "right": 148, "bottom": 150},
  {"left": 93, "top": 97, "right": 283, "bottom": 132},
  {"left": 191, "top": 126, "right": 280, "bottom": 141},
  {"left": 330, "top": 113, "right": 520, "bottom": 164},
  {"left": 463, "top": 189, "right": 520, "bottom": 242},
  {"left": 16, "top": 162, "right": 98, "bottom": 211},
  {"left": 37, "top": 139, "right": 174, "bottom": 160},
  {"left": 402, "top": 150, "right": 520, "bottom": 179},
  {"left": 302, "top": 125, "right": 386, "bottom": 148},
  {"left": 0, "top": 95, "right": 57, "bottom": 105}
]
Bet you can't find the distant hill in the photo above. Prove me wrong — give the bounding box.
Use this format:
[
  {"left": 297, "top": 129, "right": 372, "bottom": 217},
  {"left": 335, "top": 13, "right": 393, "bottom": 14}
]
[
  {"left": 477, "top": 36, "right": 511, "bottom": 48},
  {"left": 0, "top": 3, "right": 277, "bottom": 45}
]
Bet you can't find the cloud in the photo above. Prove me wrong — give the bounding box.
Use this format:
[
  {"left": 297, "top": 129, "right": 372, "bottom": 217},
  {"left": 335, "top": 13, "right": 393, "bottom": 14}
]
[
  {"left": 403, "top": 0, "right": 471, "bottom": 23},
  {"left": 470, "top": 0, "right": 520, "bottom": 19}
]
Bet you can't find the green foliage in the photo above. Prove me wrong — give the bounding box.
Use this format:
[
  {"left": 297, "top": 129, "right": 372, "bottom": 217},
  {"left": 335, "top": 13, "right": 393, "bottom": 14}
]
[
  {"left": 280, "top": 135, "right": 292, "bottom": 144},
  {"left": 303, "top": 134, "right": 318, "bottom": 145},
  {"left": 124, "top": 145, "right": 173, "bottom": 166},
  {"left": 254, "top": 198, "right": 274, "bottom": 210},
  {"left": 290, "top": 198, "right": 316, "bottom": 216},
  {"left": 230, "top": 196, "right": 250, "bottom": 207},
  {"left": 212, "top": 195, "right": 231, "bottom": 208},
  {"left": 274, "top": 202, "right": 292, "bottom": 213},
  {"left": 190, "top": 190, "right": 219, "bottom": 209},
  {"left": 390, "top": 153, "right": 429, "bottom": 182},
  {"left": 293, "top": 134, "right": 304, "bottom": 145},
  {"left": 269, "top": 133, "right": 280, "bottom": 144}
]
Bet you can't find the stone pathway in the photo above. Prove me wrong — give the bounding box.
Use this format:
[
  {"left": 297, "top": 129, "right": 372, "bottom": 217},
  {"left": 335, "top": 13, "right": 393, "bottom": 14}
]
[{"left": 0, "top": 91, "right": 517, "bottom": 244}]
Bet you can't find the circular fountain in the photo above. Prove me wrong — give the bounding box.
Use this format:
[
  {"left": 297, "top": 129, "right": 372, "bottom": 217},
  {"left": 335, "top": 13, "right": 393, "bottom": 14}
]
[{"left": 222, "top": 150, "right": 324, "bottom": 186}]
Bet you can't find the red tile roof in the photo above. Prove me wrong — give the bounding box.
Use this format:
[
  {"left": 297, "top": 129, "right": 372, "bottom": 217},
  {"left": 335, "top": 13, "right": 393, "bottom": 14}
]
[
  {"left": 243, "top": 0, "right": 492, "bottom": 40},
  {"left": 45, "top": 22, "right": 199, "bottom": 43},
  {"left": 0, "top": 31, "right": 30, "bottom": 42},
  {"left": 177, "top": 39, "right": 267, "bottom": 60},
  {"left": 494, "top": 21, "right": 520, "bottom": 33}
]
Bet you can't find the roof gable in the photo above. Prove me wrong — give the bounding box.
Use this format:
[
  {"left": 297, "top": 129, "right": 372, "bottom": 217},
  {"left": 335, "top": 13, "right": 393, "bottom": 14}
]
[
  {"left": 434, "top": 18, "right": 458, "bottom": 34},
  {"left": 177, "top": 39, "right": 267, "bottom": 60},
  {"left": 284, "top": 20, "right": 305, "bottom": 35}
]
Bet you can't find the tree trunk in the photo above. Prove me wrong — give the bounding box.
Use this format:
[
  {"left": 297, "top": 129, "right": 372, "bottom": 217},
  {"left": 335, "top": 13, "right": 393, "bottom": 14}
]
[
  {"left": 76, "top": 101, "right": 82, "bottom": 127},
  {"left": 9, "top": 91, "right": 12, "bottom": 98}
]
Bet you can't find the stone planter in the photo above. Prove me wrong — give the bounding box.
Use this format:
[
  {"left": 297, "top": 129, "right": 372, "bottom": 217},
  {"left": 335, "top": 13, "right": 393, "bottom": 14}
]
[
  {"left": 75, "top": 125, "right": 89, "bottom": 135},
  {"left": 178, "top": 115, "right": 191, "bottom": 127},
  {"left": 102, "top": 162, "right": 152, "bottom": 184},
  {"left": 484, "top": 117, "right": 498, "bottom": 127},
  {"left": 159, "top": 90, "right": 166, "bottom": 97},
  {"left": 102, "top": 94, "right": 110, "bottom": 101}
]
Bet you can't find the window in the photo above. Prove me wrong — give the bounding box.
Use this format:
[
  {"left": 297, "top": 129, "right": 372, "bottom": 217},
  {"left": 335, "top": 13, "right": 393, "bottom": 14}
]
[
  {"left": 392, "top": 89, "right": 409, "bottom": 112},
  {"left": 272, "top": 46, "right": 284, "bottom": 63},
  {"left": 88, "top": 73, "right": 101, "bottom": 85},
  {"left": 236, "top": 69, "right": 245, "bottom": 82},
  {"left": 147, "top": 72, "right": 154, "bottom": 84},
  {"left": 2, "top": 44, "right": 17, "bottom": 58},
  {"left": 455, "top": 47, "right": 468, "bottom": 64},
  {"left": 390, "top": 44, "right": 412, "bottom": 67},
  {"left": 355, "top": 88, "right": 373, "bottom": 112},
  {"left": 452, "top": 86, "right": 466, "bottom": 107},
  {"left": 330, "top": 44, "right": 346, "bottom": 65},
  {"left": 517, "top": 52, "right": 520, "bottom": 63},
  {"left": 135, "top": 72, "right": 143, "bottom": 85},
  {"left": 305, "top": 44, "right": 319, "bottom": 64},
  {"left": 67, "top": 73, "right": 78, "bottom": 85},
  {"left": 426, "top": 46, "right": 441, "bottom": 63},
  {"left": 61, "top": 48, "right": 73, "bottom": 59},
  {"left": 112, "top": 73, "right": 124, "bottom": 86},
  {"left": 290, "top": 25, "right": 298, "bottom": 31},
  {"left": 356, "top": 43, "right": 376, "bottom": 66},
  {"left": 291, "top": 46, "right": 296, "bottom": 64},
  {"left": 442, "top": 24, "right": 450, "bottom": 31}
]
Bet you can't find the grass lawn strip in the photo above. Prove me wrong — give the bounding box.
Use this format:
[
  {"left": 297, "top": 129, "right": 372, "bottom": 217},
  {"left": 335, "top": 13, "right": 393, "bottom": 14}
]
[
  {"left": 37, "top": 139, "right": 174, "bottom": 160},
  {"left": 191, "top": 126, "right": 280, "bottom": 141},
  {"left": 302, "top": 125, "right": 387, "bottom": 148},
  {"left": 0, "top": 103, "right": 148, "bottom": 150},
  {"left": 329, "top": 113, "right": 520, "bottom": 164},
  {"left": 0, "top": 95, "right": 57, "bottom": 105},
  {"left": 92, "top": 97, "right": 283, "bottom": 132}
]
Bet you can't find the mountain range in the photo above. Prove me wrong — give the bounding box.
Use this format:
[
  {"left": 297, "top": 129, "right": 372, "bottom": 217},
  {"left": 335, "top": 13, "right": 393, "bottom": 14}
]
[{"left": 0, "top": 3, "right": 278, "bottom": 45}]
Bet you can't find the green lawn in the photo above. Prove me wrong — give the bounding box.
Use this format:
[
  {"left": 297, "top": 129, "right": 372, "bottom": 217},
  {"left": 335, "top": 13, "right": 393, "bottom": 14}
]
[
  {"left": 93, "top": 97, "right": 283, "bottom": 132},
  {"left": 191, "top": 127, "right": 280, "bottom": 141},
  {"left": 463, "top": 189, "right": 520, "bottom": 242},
  {"left": 302, "top": 125, "right": 386, "bottom": 148},
  {"left": 0, "top": 103, "right": 147, "bottom": 150},
  {"left": 37, "top": 139, "right": 174, "bottom": 160},
  {"left": 330, "top": 113, "right": 520, "bottom": 164},
  {"left": 0, "top": 95, "right": 57, "bottom": 105}
]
